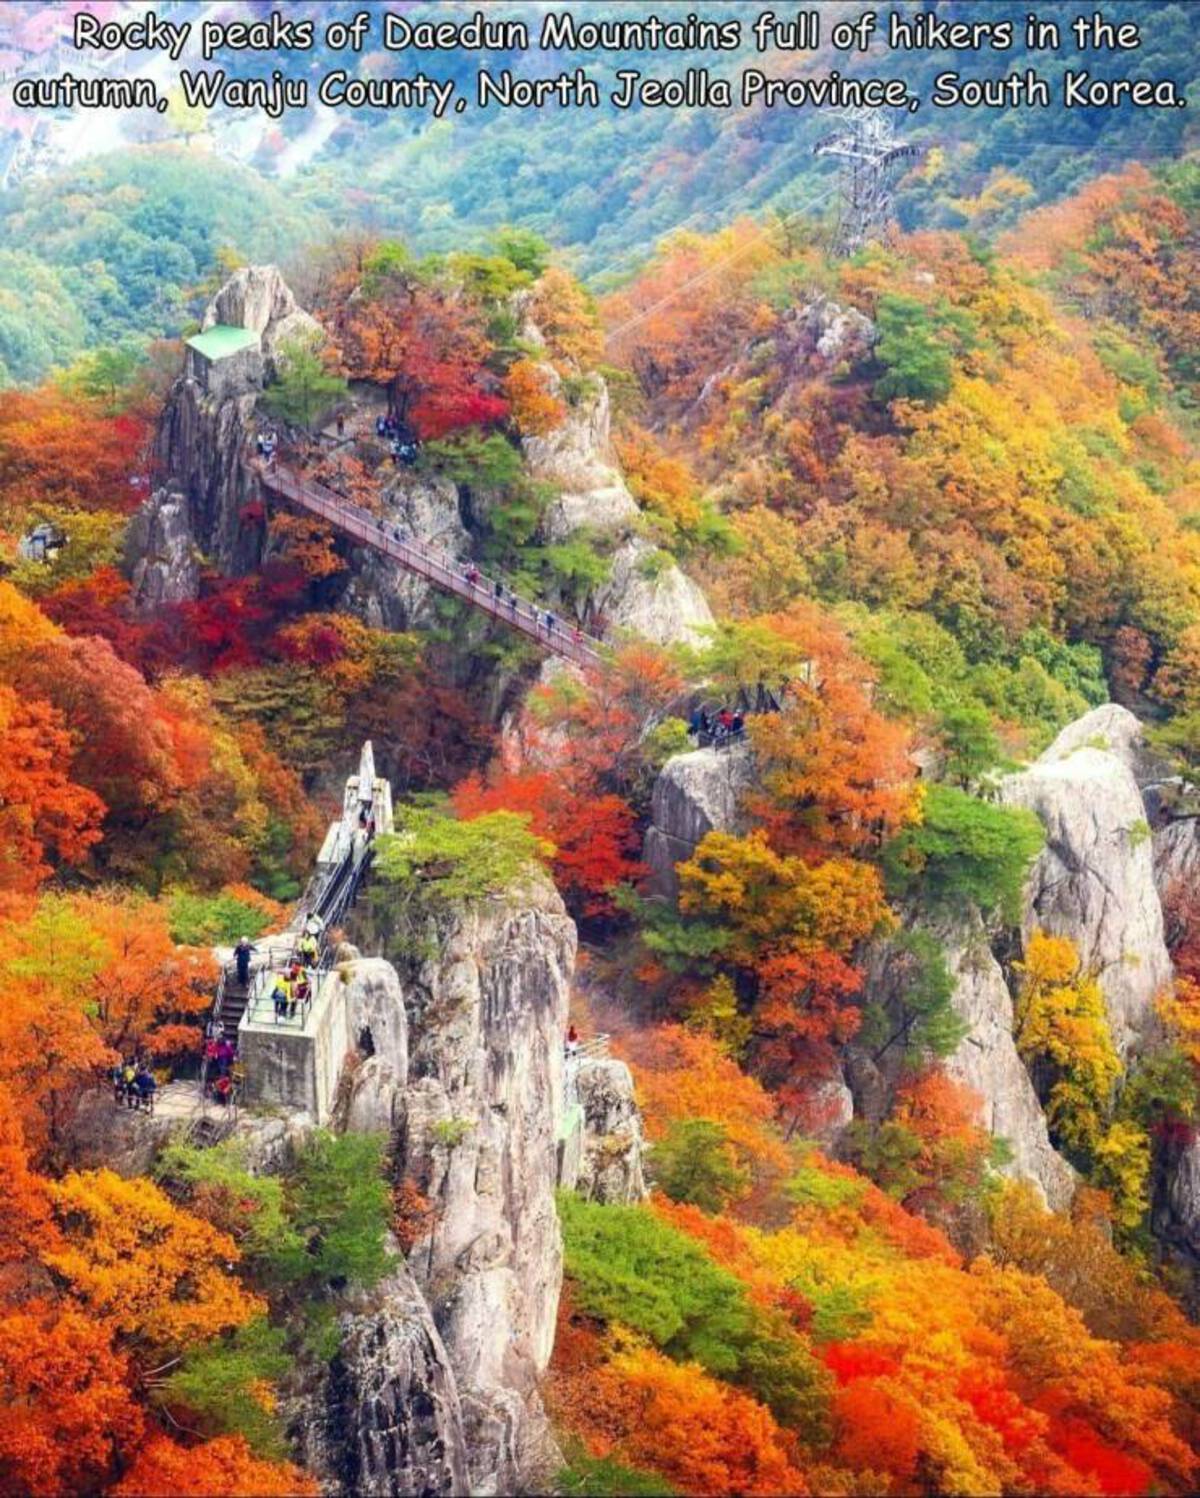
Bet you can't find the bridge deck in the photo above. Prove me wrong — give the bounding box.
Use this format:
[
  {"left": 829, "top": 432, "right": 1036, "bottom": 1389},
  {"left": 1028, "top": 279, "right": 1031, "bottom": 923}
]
[{"left": 257, "top": 460, "right": 605, "bottom": 670}]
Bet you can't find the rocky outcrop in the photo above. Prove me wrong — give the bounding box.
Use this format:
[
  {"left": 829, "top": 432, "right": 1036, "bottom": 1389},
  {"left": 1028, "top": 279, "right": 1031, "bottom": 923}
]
[
  {"left": 523, "top": 370, "right": 714, "bottom": 646},
  {"left": 593, "top": 535, "right": 715, "bottom": 648},
  {"left": 203, "top": 263, "right": 323, "bottom": 380},
  {"left": 388, "top": 873, "right": 576, "bottom": 1494},
  {"left": 1001, "top": 713, "right": 1172, "bottom": 1055},
  {"left": 574, "top": 1058, "right": 648, "bottom": 1204},
  {"left": 293, "top": 1250, "right": 470, "bottom": 1497},
  {"left": 124, "top": 492, "right": 200, "bottom": 608},
  {"left": 782, "top": 295, "right": 877, "bottom": 372},
  {"left": 339, "top": 470, "right": 470, "bottom": 632},
  {"left": 524, "top": 379, "right": 642, "bottom": 542},
  {"left": 644, "top": 743, "right": 755, "bottom": 899},
  {"left": 340, "top": 959, "right": 410, "bottom": 1135},
  {"left": 938, "top": 915, "right": 1076, "bottom": 1210}
]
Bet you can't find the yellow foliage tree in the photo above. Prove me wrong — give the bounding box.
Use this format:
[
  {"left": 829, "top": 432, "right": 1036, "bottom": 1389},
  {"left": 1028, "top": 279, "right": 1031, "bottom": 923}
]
[{"left": 43, "top": 1169, "right": 264, "bottom": 1350}]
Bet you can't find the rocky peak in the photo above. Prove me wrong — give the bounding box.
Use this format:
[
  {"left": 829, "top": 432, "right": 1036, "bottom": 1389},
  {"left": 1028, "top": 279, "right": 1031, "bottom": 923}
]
[
  {"left": 520, "top": 340, "right": 715, "bottom": 648},
  {"left": 1000, "top": 710, "right": 1172, "bottom": 1054},
  {"left": 203, "top": 263, "right": 324, "bottom": 379}
]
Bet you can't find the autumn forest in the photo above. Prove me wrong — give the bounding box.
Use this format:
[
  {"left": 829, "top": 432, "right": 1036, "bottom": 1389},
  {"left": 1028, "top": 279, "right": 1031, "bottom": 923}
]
[{"left": 3, "top": 1, "right": 1200, "bottom": 1495}]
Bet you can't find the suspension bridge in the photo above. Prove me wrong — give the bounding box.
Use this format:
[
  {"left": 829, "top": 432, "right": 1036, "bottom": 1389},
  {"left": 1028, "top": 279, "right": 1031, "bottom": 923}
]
[{"left": 255, "top": 460, "right": 607, "bottom": 670}]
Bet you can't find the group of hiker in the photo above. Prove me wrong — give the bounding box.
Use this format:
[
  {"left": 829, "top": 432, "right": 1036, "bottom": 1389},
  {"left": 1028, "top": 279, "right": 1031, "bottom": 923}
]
[
  {"left": 268, "top": 928, "right": 321, "bottom": 1024},
  {"left": 254, "top": 429, "right": 279, "bottom": 466},
  {"left": 459, "top": 563, "right": 587, "bottom": 646},
  {"left": 689, "top": 704, "right": 746, "bottom": 745},
  {"left": 375, "top": 414, "right": 420, "bottom": 465},
  {"left": 203, "top": 1032, "right": 240, "bottom": 1107},
  {"left": 111, "top": 1058, "right": 157, "bottom": 1112}
]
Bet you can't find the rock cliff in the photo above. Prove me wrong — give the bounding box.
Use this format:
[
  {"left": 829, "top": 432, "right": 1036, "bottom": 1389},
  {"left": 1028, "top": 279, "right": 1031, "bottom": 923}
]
[
  {"left": 573, "top": 1057, "right": 648, "bottom": 1204},
  {"left": 132, "top": 267, "right": 306, "bottom": 602},
  {"left": 294, "top": 1251, "right": 470, "bottom": 1498},
  {"left": 937, "top": 914, "right": 1076, "bottom": 1209},
  {"left": 523, "top": 371, "right": 714, "bottom": 647},
  {"left": 644, "top": 742, "right": 755, "bottom": 899},
  {"left": 381, "top": 873, "right": 576, "bottom": 1494},
  {"left": 1000, "top": 707, "right": 1172, "bottom": 1055}
]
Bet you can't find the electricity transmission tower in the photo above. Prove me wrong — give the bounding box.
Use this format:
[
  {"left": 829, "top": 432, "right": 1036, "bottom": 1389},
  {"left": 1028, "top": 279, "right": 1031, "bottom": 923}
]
[{"left": 813, "top": 108, "right": 925, "bottom": 257}]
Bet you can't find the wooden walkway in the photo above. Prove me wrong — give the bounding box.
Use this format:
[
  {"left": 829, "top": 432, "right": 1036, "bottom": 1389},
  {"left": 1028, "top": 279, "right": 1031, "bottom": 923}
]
[{"left": 256, "top": 460, "right": 606, "bottom": 669}]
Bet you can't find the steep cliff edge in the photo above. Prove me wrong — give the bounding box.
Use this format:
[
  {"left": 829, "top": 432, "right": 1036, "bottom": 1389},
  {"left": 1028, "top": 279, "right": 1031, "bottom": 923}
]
[
  {"left": 1001, "top": 705, "right": 1172, "bottom": 1054},
  {"left": 369, "top": 873, "right": 576, "bottom": 1495},
  {"left": 132, "top": 265, "right": 308, "bottom": 602}
]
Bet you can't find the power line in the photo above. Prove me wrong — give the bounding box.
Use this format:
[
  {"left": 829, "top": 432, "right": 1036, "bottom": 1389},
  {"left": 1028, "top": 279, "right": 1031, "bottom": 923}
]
[{"left": 604, "top": 179, "right": 840, "bottom": 343}]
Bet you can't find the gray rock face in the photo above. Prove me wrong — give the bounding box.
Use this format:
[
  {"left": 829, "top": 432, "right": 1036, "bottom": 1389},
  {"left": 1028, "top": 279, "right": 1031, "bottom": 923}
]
[
  {"left": 594, "top": 536, "right": 715, "bottom": 648},
  {"left": 129, "top": 265, "right": 324, "bottom": 602},
  {"left": 524, "top": 379, "right": 642, "bottom": 542},
  {"left": 1155, "top": 818, "right": 1200, "bottom": 898},
  {"left": 522, "top": 369, "right": 714, "bottom": 647},
  {"left": 203, "top": 263, "right": 323, "bottom": 379},
  {"left": 644, "top": 743, "right": 755, "bottom": 899},
  {"left": 1167, "top": 1137, "right": 1200, "bottom": 1257},
  {"left": 938, "top": 915, "right": 1076, "bottom": 1210},
  {"left": 340, "top": 472, "right": 470, "bottom": 631},
  {"left": 125, "top": 491, "right": 200, "bottom": 607},
  {"left": 1001, "top": 729, "right": 1171, "bottom": 1054},
  {"left": 392, "top": 874, "right": 576, "bottom": 1494},
  {"left": 785, "top": 295, "right": 877, "bottom": 371},
  {"left": 574, "top": 1058, "right": 648, "bottom": 1203},
  {"left": 294, "top": 1251, "right": 470, "bottom": 1498}
]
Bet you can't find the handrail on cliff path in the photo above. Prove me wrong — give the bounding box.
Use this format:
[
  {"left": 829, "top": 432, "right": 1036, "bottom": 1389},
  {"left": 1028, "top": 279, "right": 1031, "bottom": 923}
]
[{"left": 253, "top": 459, "right": 607, "bottom": 670}]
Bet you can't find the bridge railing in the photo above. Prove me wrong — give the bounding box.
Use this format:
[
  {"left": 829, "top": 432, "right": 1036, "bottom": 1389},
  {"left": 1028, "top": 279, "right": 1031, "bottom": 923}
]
[{"left": 257, "top": 461, "right": 606, "bottom": 670}]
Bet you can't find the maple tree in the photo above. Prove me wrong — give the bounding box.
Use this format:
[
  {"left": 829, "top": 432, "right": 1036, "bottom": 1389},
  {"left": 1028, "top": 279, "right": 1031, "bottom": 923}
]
[
  {"left": 333, "top": 282, "right": 507, "bottom": 438},
  {"left": 44, "top": 1168, "right": 264, "bottom": 1350},
  {"left": 0, "top": 684, "right": 104, "bottom": 900},
  {"left": 112, "top": 1434, "right": 317, "bottom": 1497}
]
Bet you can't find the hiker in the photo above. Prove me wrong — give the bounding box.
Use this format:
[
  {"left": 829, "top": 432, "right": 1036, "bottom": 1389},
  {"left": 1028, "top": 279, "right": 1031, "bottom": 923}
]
[
  {"left": 216, "top": 1038, "right": 235, "bottom": 1075},
  {"left": 508, "top": 590, "right": 519, "bottom": 616},
  {"left": 294, "top": 971, "right": 311, "bottom": 1012},
  {"left": 688, "top": 706, "right": 704, "bottom": 736},
  {"left": 135, "top": 1065, "right": 156, "bottom": 1113},
  {"left": 731, "top": 711, "right": 744, "bottom": 735},
  {"left": 273, "top": 974, "right": 290, "bottom": 1022},
  {"left": 122, "top": 1059, "right": 139, "bottom": 1109},
  {"left": 376, "top": 415, "right": 388, "bottom": 438},
  {"left": 234, "top": 936, "right": 255, "bottom": 987},
  {"left": 336, "top": 412, "right": 346, "bottom": 439},
  {"left": 213, "top": 1073, "right": 233, "bottom": 1107},
  {"left": 494, "top": 579, "right": 504, "bottom": 602},
  {"left": 565, "top": 1024, "right": 580, "bottom": 1060},
  {"left": 299, "top": 932, "right": 319, "bottom": 966},
  {"left": 390, "top": 437, "right": 402, "bottom": 464},
  {"left": 545, "top": 610, "right": 555, "bottom": 633},
  {"left": 110, "top": 1061, "right": 127, "bottom": 1105},
  {"left": 255, "top": 430, "right": 265, "bottom": 455}
]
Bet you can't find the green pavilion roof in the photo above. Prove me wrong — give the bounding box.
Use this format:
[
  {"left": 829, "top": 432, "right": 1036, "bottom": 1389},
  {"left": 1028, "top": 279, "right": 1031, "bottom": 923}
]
[{"left": 186, "top": 324, "right": 259, "bottom": 361}]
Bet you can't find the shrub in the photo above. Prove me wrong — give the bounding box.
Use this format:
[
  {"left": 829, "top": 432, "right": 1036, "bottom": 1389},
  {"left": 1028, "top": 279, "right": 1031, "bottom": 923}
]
[{"left": 882, "top": 784, "right": 1043, "bottom": 923}]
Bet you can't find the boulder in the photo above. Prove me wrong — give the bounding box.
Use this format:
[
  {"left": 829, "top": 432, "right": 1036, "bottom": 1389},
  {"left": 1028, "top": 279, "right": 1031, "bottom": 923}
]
[
  {"left": 644, "top": 743, "right": 755, "bottom": 899},
  {"left": 203, "top": 263, "right": 323, "bottom": 378},
  {"left": 574, "top": 1058, "right": 648, "bottom": 1203},
  {"left": 1000, "top": 725, "right": 1172, "bottom": 1054}
]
